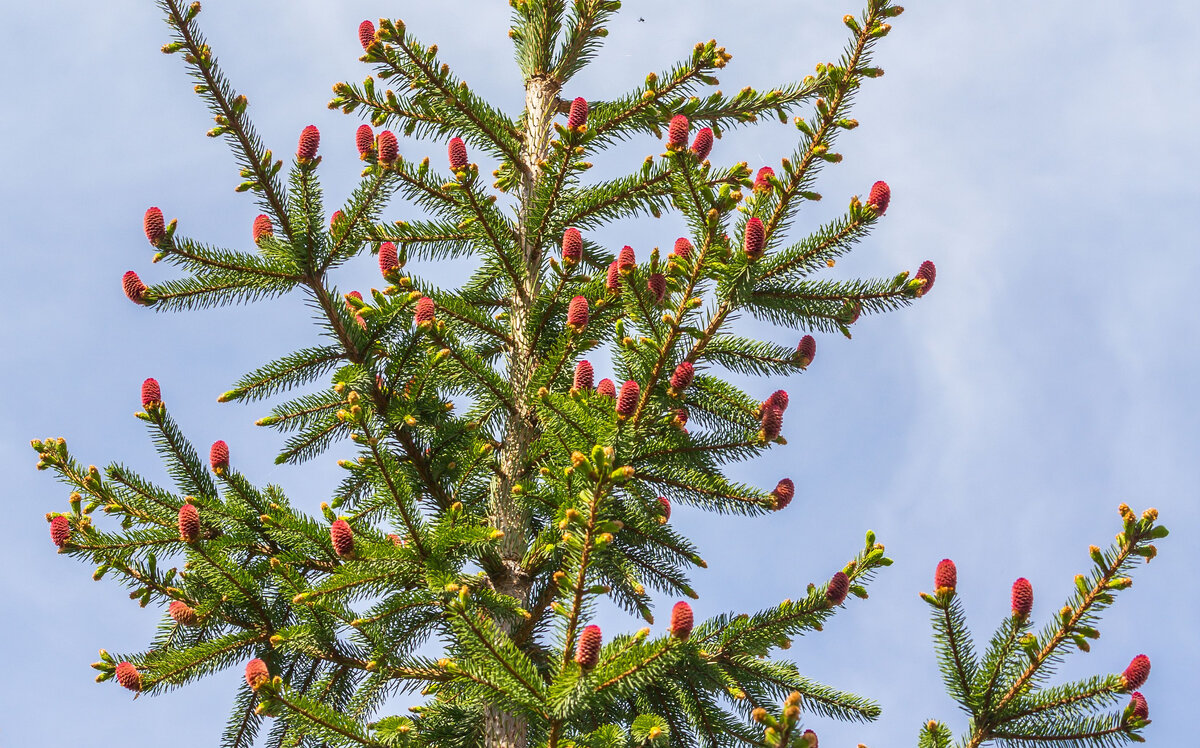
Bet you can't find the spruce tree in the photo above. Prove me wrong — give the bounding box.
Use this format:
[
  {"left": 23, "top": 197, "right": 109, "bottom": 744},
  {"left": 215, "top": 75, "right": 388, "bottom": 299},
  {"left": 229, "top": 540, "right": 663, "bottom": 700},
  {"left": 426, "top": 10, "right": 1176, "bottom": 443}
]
[{"left": 33, "top": 1, "right": 1165, "bottom": 746}]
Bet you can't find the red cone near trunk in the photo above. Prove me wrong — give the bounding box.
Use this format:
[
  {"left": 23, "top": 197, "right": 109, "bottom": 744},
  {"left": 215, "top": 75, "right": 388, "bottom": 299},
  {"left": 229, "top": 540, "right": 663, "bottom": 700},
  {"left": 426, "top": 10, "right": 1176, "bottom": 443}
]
[
  {"left": 567, "top": 97, "right": 588, "bottom": 129},
  {"left": 562, "top": 228, "right": 582, "bottom": 264}
]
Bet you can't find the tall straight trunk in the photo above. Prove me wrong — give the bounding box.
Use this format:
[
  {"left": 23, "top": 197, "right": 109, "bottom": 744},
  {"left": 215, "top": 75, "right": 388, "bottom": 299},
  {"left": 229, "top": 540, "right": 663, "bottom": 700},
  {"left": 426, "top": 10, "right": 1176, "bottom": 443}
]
[{"left": 483, "top": 73, "right": 561, "bottom": 748}]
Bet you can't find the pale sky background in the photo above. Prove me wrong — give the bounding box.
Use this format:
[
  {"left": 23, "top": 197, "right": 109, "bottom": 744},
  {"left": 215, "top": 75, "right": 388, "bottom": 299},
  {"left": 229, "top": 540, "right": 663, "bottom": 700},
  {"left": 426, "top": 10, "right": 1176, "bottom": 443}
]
[{"left": 2, "top": 1, "right": 1197, "bottom": 746}]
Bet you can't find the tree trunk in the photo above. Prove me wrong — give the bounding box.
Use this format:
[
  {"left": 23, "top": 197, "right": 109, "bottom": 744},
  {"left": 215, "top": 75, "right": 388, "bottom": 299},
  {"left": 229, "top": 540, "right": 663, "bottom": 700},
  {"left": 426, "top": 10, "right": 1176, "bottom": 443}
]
[{"left": 483, "top": 73, "right": 560, "bottom": 748}]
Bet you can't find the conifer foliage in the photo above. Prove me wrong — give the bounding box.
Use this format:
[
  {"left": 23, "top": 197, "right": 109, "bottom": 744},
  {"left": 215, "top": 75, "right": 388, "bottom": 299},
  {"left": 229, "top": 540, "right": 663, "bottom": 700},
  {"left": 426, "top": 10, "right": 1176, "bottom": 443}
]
[{"left": 33, "top": 1, "right": 1164, "bottom": 747}]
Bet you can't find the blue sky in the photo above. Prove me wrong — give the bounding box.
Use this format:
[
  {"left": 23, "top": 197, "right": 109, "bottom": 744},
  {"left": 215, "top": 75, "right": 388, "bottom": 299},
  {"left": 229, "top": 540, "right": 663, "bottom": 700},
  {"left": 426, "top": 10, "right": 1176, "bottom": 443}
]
[{"left": 2, "top": 1, "right": 1197, "bottom": 745}]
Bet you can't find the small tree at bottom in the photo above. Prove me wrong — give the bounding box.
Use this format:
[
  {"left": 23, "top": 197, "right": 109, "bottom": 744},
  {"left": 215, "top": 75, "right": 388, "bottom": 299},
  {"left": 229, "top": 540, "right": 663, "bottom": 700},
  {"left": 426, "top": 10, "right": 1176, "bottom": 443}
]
[{"left": 35, "top": 1, "right": 1165, "bottom": 746}]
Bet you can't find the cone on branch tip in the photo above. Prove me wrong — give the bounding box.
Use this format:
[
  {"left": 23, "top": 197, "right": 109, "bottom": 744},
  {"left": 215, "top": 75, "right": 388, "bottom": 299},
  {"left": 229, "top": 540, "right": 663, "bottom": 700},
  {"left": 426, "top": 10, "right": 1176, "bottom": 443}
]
[
  {"left": 122, "top": 271, "right": 148, "bottom": 305},
  {"left": 252, "top": 214, "right": 273, "bottom": 243},
  {"left": 754, "top": 166, "right": 775, "bottom": 191},
  {"left": 331, "top": 519, "right": 355, "bottom": 557},
  {"left": 596, "top": 378, "right": 615, "bottom": 398},
  {"left": 377, "top": 130, "right": 398, "bottom": 163},
  {"left": 115, "top": 662, "right": 141, "bottom": 692},
  {"left": 448, "top": 137, "right": 467, "bottom": 170},
  {"left": 50, "top": 515, "right": 70, "bottom": 548},
  {"left": 618, "top": 245, "right": 636, "bottom": 274},
  {"left": 760, "top": 407, "right": 783, "bottom": 440},
  {"left": 641, "top": 272, "right": 664, "bottom": 303},
  {"left": 210, "top": 440, "right": 229, "bottom": 473},
  {"left": 760, "top": 389, "right": 789, "bottom": 414},
  {"left": 1121, "top": 654, "right": 1150, "bottom": 691},
  {"left": 670, "top": 601, "right": 693, "bottom": 639},
  {"left": 796, "top": 335, "right": 816, "bottom": 368},
  {"left": 414, "top": 296, "right": 435, "bottom": 325},
  {"left": 562, "top": 227, "right": 582, "bottom": 264},
  {"left": 567, "top": 97, "right": 588, "bottom": 130},
  {"left": 915, "top": 260, "right": 936, "bottom": 296},
  {"left": 672, "top": 237, "right": 692, "bottom": 259},
  {"left": 358, "top": 20, "right": 375, "bottom": 50},
  {"left": 169, "top": 600, "right": 199, "bottom": 626},
  {"left": 1011, "top": 577, "right": 1033, "bottom": 618},
  {"left": 141, "top": 378, "right": 161, "bottom": 408},
  {"left": 245, "top": 658, "right": 269, "bottom": 690},
  {"left": 575, "top": 625, "right": 602, "bottom": 668},
  {"left": 143, "top": 207, "right": 166, "bottom": 246},
  {"left": 378, "top": 242, "right": 399, "bottom": 276},
  {"left": 355, "top": 124, "right": 374, "bottom": 156},
  {"left": 346, "top": 290, "right": 363, "bottom": 311},
  {"left": 667, "top": 114, "right": 689, "bottom": 149},
  {"left": 867, "top": 180, "right": 890, "bottom": 215},
  {"left": 573, "top": 360, "right": 593, "bottom": 391},
  {"left": 670, "top": 361, "right": 694, "bottom": 391},
  {"left": 657, "top": 496, "right": 671, "bottom": 522},
  {"left": 827, "top": 571, "right": 850, "bottom": 605},
  {"left": 605, "top": 261, "right": 620, "bottom": 292},
  {"left": 744, "top": 217, "right": 765, "bottom": 260},
  {"left": 935, "top": 558, "right": 957, "bottom": 593},
  {"left": 567, "top": 296, "right": 589, "bottom": 332},
  {"left": 691, "top": 127, "right": 713, "bottom": 160},
  {"left": 1128, "top": 692, "right": 1149, "bottom": 721},
  {"left": 616, "top": 380, "right": 639, "bottom": 418},
  {"left": 178, "top": 503, "right": 200, "bottom": 542},
  {"left": 770, "top": 478, "right": 794, "bottom": 510},
  {"left": 297, "top": 125, "right": 320, "bottom": 162}
]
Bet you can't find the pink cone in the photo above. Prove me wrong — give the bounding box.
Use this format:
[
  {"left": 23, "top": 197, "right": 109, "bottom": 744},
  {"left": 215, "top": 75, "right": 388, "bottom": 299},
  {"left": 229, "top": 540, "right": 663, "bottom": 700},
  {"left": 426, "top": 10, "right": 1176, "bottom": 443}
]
[
  {"left": 567, "top": 97, "right": 589, "bottom": 129},
  {"left": 562, "top": 228, "right": 582, "bottom": 264},
  {"left": 867, "top": 180, "right": 890, "bottom": 215},
  {"left": 297, "top": 125, "right": 320, "bottom": 161},
  {"left": 771, "top": 479, "right": 794, "bottom": 510},
  {"left": 178, "top": 503, "right": 200, "bottom": 542},
  {"left": 573, "top": 360, "right": 594, "bottom": 391},
  {"left": 144, "top": 207, "right": 166, "bottom": 246},
  {"left": 377, "top": 130, "right": 399, "bottom": 164},
  {"left": 616, "top": 380, "right": 640, "bottom": 418},
  {"left": 690, "top": 127, "right": 713, "bottom": 160},
  {"left": 50, "top": 516, "right": 70, "bottom": 548},
  {"left": 667, "top": 115, "right": 689, "bottom": 148},
  {"left": 141, "top": 378, "right": 161, "bottom": 408},
  {"left": 596, "top": 378, "right": 616, "bottom": 398},
  {"left": 358, "top": 20, "right": 376, "bottom": 50},
  {"left": 670, "top": 601, "right": 693, "bottom": 639},
  {"left": 331, "top": 518, "right": 355, "bottom": 557},
  {"left": 356, "top": 124, "right": 374, "bottom": 156},
  {"left": 448, "top": 137, "right": 468, "bottom": 169}
]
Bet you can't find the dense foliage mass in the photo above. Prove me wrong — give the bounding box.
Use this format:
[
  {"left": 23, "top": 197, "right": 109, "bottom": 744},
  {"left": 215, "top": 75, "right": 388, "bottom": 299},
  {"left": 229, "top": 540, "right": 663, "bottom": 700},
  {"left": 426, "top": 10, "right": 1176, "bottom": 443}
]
[{"left": 34, "top": 1, "right": 1163, "bottom": 746}]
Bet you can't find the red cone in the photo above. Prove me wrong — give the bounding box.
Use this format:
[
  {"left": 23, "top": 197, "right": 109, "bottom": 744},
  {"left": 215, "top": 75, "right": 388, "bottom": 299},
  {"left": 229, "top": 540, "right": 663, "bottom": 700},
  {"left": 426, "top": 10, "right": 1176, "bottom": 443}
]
[
  {"left": 358, "top": 20, "right": 376, "bottom": 50},
  {"left": 605, "top": 261, "right": 621, "bottom": 293},
  {"left": 672, "top": 237, "right": 692, "bottom": 259},
  {"left": 796, "top": 335, "right": 816, "bottom": 368},
  {"left": 754, "top": 167, "right": 775, "bottom": 192},
  {"left": 667, "top": 115, "right": 689, "bottom": 148},
  {"left": 573, "top": 360, "right": 594, "bottom": 391},
  {"left": 356, "top": 124, "right": 374, "bottom": 156},
  {"left": 330, "top": 210, "right": 344, "bottom": 229},
  {"left": 670, "top": 361, "right": 694, "bottom": 390},
  {"left": 567, "top": 296, "right": 589, "bottom": 331},
  {"left": 448, "top": 137, "right": 468, "bottom": 169},
  {"left": 647, "top": 273, "right": 666, "bottom": 303},
  {"left": 760, "top": 406, "right": 783, "bottom": 440},
  {"left": 761, "top": 389, "right": 789, "bottom": 414},
  {"left": 616, "top": 380, "right": 640, "bottom": 418},
  {"left": 672, "top": 407, "right": 689, "bottom": 430},
  {"left": 144, "top": 207, "right": 166, "bottom": 246},
  {"left": 115, "top": 662, "right": 142, "bottom": 692},
  {"left": 252, "top": 214, "right": 273, "bottom": 243},
  {"left": 562, "top": 228, "right": 582, "bottom": 264},
  {"left": 596, "top": 378, "right": 616, "bottom": 398},
  {"left": 178, "top": 503, "right": 200, "bottom": 542},
  {"left": 169, "top": 600, "right": 199, "bottom": 627},
  {"left": 827, "top": 571, "right": 850, "bottom": 605},
  {"left": 122, "top": 271, "right": 148, "bottom": 305},
  {"left": 141, "top": 378, "right": 161, "bottom": 408},
  {"left": 414, "top": 296, "right": 435, "bottom": 324},
  {"left": 771, "top": 479, "right": 794, "bottom": 510},
  {"left": 575, "top": 624, "right": 602, "bottom": 668},
  {"left": 567, "top": 97, "right": 588, "bottom": 129},
  {"left": 867, "top": 180, "right": 890, "bottom": 215},
  {"left": 331, "top": 519, "right": 355, "bottom": 557},
  {"left": 210, "top": 440, "right": 229, "bottom": 473},
  {"left": 916, "top": 260, "right": 937, "bottom": 296},
  {"left": 1122, "top": 654, "right": 1150, "bottom": 690},
  {"left": 658, "top": 496, "right": 671, "bottom": 521},
  {"left": 618, "top": 245, "right": 636, "bottom": 273},
  {"left": 297, "top": 125, "right": 320, "bottom": 161},
  {"left": 1011, "top": 577, "right": 1033, "bottom": 618},
  {"left": 802, "top": 730, "right": 819, "bottom": 748},
  {"left": 245, "top": 658, "right": 269, "bottom": 690},
  {"left": 1129, "top": 692, "right": 1149, "bottom": 720},
  {"left": 377, "top": 130, "right": 399, "bottom": 164},
  {"left": 935, "top": 559, "right": 957, "bottom": 592},
  {"left": 345, "top": 290, "right": 363, "bottom": 311},
  {"left": 669, "top": 601, "right": 693, "bottom": 639},
  {"left": 743, "top": 217, "right": 765, "bottom": 260},
  {"left": 50, "top": 516, "right": 70, "bottom": 548},
  {"left": 690, "top": 127, "right": 713, "bottom": 160},
  {"left": 378, "top": 242, "right": 399, "bottom": 276}
]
